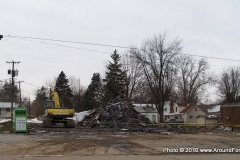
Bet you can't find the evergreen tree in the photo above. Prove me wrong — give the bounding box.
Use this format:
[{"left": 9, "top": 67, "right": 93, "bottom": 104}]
[
  {"left": 90, "top": 73, "right": 102, "bottom": 105},
  {"left": 35, "top": 87, "right": 47, "bottom": 101},
  {"left": 0, "top": 81, "right": 18, "bottom": 102},
  {"left": 54, "top": 71, "right": 73, "bottom": 108},
  {"left": 103, "top": 50, "right": 126, "bottom": 103},
  {"left": 31, "top": 88, "right": 46, "bottom": 116},
  {"left": 83, "top": 73, "right": 102, "bottom": 110}
]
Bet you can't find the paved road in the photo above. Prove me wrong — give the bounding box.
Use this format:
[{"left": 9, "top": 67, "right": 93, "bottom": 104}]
[{"left": 0, "top": 154, "right": 239, "bottom": 160}]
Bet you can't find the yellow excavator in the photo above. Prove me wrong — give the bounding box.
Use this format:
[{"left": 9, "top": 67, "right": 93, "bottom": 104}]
[{"left": 42, "top": 88, "right": 75, "bottom": 128}]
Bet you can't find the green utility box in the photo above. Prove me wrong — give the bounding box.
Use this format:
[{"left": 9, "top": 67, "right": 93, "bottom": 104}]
[{"left": 13, "top": 107, "right": 27, "bottom": 133}]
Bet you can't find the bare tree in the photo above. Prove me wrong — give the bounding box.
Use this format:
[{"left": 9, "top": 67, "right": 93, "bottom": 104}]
[
  {"left": 121, "top": 52, "right": 145, "bottom": 101},
  {"left": 217, "top": 67, "right": 240, "bottom": 103},
  {"left": 132, "top": 81, "right": 154, "bottom": 103},
  {"left": 67, "top": 76, "right": 86, "bottom": 112},
  {"left": 174, "top": 56, "right": 213, "bottom": 103},
  {"left": 130, "top": 33, "right": 182, "bottom": 122},
  {"left": 44, "top": 78, "right": 56, "bottom": 89},
  {"left": 68, "top": 76, "right": 81, "bottom": 94},
  {"left": 30, "top": 100, "right": 44, "bottom": 117}
]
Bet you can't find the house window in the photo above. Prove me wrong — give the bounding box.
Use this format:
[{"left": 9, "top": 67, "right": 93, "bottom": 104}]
[
  {"left": 165, "top": 108, "right": 167, "bottom": 112},
  {"left": 176, "top": 107, "right": 177, "bottom": 112},
  {"left": 165, "top": 116, "right": 167, "bottom": 120},
  {"left": 189, "top": 115, "right": 193, "bottom": 119},
  {"left": 195, "top": 107, "right": 197, "bottom": 111},
  {"left": 6, "top": 108, "right": 10, "bottom": 112},
  {"left": 175, "top": 116, "right": 178, "bottom": 119},
  {"left": 0, "top": 108, "right": 1, "bottom": 115}
]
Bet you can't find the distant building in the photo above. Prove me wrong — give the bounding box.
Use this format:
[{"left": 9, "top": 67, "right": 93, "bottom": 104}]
[
  {"left": 163, "top": 101, "right": 185, "bottom": 121},
  {"left": 134, "top": 102, "right": 220, "bottom": 125},
  {"left": 133, "top": 104, "right": 159, "bottom": 123},
  {"left": 180, "top": 104, "right": 220, "bottom": 125},
  {"left": 179, "top": 103, "right": 197, "bottom": 123},
  {"left": 0, "top": 102, "right": 18, "bottom": 119},
  {"left": 221, "top": 103, "right": 240, "bottom": 124}
]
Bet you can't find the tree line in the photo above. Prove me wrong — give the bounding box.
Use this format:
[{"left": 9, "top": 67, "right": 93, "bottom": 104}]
[{"left": 1, "top": 33, "right": 239, "bottom": 122}]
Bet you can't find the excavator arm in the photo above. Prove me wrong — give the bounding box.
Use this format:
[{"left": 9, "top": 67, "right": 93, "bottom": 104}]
[{"left": 49, "top": 88, "right": 60, "bottom": 108}]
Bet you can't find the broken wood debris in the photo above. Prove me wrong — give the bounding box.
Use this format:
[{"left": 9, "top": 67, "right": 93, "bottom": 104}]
[{"left": 78, "top": 102, "right": 151, "bottom": 128}]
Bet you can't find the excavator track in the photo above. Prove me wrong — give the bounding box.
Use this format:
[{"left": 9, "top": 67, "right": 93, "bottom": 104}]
[
  {"left": 66, "top": 119, "right": 75, "bottom": 128},
  {"left": 42, "top": 120, "right": 52, "bottom": 128}
]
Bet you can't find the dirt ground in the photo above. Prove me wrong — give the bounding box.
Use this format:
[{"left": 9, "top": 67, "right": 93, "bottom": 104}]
[{"left": 1, "top": 128, "right": 240, "bottom": 160}]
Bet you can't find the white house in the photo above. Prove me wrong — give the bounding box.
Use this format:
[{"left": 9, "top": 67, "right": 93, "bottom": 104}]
[
  {"left": 133, "top": 104, "right": 159, "bottom": 123},
  {"left": 163, "top": 101, "right": 186, "bottom": 121},
  {"left": 134, "top": 101, "right": 188, "bottom": 123},
  {"left": 0, "top": 102, "right": 18, "bottom": 118},
  {"left": 180, "top": 104, "right": 220, "bottom": 125}
]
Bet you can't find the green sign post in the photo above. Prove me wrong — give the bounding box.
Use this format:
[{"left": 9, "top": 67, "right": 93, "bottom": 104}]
[{"left": 13, "top": 107, "right": 27, "bottom": 133}]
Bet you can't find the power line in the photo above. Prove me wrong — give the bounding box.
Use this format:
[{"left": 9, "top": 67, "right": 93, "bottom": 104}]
[
  {"left": 0, "top": 45, "right": 13, "bottom": 60},
  {"left": 14, "top": 77, "right": 41, "bottom": 88},
  {"left": 3, "top": 34, "right": 240, "bottom": 63},
  {"left": 0, "top": 70, "right": 9, "bottom": 77},
  {"left": 15, "top": 37, "right": 112, "bottom": 54},
  {"left": 15, "top": 78, "right": 41, "bottom": 88},
  {"left": 4, "top": 35, "right": 129, "bottom": 49},
  {"left": 23, "top": 81, "right": 41, "bottom": 88},
  {"left": 182, "top": 53, "right": 240, "bottom": 63}
]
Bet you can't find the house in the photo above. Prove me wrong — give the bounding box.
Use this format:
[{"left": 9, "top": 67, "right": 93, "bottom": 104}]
[
  {"left": 133, "top": 102, "right": 220, "bottom": 125},
  {"left": 134, "top": 101, "right": 186, "bottom": 123},
  {"left": 179, "top": 103, "right": 196, "bottom": 123},
  {"left": 220, "top": 103, "right": 240, "bottom": 124},
  {"left": 163, "top": 101, "right": 185, "bottom": 121},
  {"left": 0, "top": 102, "right": 18, "bottom": 119},
  {"left": 136, "top": 101, "right": 187, "bottom": 122},
  {"left": 133, "top": 104, "right": 159, "bottom": 123},
  {"left": 180, "top": 104, "right": 220, "bottom": 125}
]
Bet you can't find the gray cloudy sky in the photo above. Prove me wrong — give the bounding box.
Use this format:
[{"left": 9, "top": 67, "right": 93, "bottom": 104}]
[{"left": 0, "top": 0, "right": 240, "bottom": 100}]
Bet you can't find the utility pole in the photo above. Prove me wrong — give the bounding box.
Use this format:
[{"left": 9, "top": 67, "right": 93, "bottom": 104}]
[
  {"left": 78, "top": 78, "right": 81, "bottom": 111},
  {"left": 6, "top": 61, "right": 20, "bottom": 121},
  {"left": 28, "top": 96, "right": 31, "bottom": 118},
  {"left": 0, "top": 80, "right": 3, "bottom": 101},
  {"left": 16, "top": 81, "right": 24, "bottom": 107}
]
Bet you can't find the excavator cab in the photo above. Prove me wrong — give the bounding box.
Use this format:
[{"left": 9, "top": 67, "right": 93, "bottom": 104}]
[{"left": 44, "top": 100, "right": 55, "bottom": 109}]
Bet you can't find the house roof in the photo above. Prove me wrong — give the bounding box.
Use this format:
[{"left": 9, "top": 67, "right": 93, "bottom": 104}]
[
  {"left": 133, "top": 104, "right": 158, "bottom": 113},
  {"left": 180, "top": 103, "right": 196, "bottom": 113},
  {"left": 197, "top": 105, "right": 219, "bottom": 115},
  {"left": 177, "top": 103, "right": 188, "bottom": 107},
  {"left": 0, "top": 102, "right": 18, "bottom": 108}
]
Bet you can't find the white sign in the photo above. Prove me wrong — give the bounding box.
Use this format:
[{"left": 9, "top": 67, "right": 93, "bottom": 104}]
[{"left": 16, "top": 117, "right": 26, "bottom": 131}]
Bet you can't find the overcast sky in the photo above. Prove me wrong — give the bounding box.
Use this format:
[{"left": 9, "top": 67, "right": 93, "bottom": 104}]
[{"left": 1, "top": 0, "right": 240, "bottom": 101}]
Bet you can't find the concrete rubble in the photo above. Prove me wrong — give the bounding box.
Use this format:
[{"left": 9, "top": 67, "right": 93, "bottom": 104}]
[{"left": 78, "top": 101, "right": 151, "bottom": 128}]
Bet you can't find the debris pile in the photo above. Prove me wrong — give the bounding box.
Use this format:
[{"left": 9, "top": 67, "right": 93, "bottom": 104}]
[{"left": 78, "top": 102, "right": 151, "bottom": 128}]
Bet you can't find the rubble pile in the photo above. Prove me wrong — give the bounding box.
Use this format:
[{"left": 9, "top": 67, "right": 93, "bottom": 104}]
[{"left": 78, "top": 102, "right": 151, "bottom": 128}]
